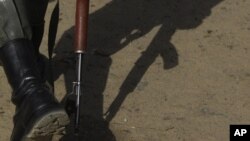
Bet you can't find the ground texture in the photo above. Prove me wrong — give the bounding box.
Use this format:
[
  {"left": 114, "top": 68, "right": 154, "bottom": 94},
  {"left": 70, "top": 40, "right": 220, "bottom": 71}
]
[{"left": 1, "top": 0, "right": 250, "bottom": 141}]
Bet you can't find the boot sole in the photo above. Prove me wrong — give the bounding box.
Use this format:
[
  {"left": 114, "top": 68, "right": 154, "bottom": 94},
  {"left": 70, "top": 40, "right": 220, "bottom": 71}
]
[{"left": 21, "top": 109, "right": 70, "bottom": 141}]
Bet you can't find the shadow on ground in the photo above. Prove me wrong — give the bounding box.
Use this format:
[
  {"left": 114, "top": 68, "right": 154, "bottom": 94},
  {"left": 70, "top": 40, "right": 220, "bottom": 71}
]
[{"left": 51, "top": 0, "right": 222, "bottom": 140}]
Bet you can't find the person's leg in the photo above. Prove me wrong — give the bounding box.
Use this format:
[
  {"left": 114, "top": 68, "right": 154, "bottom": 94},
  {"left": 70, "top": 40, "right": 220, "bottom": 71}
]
[
  {"left": 0, "top": 1, "right": 69, "bottom": 141},
  {"left": 24, "top": 0, "right": 49, "bottom": 55},
  {"left": 24, "top": 0, "right": 50, "bottom": 81}
]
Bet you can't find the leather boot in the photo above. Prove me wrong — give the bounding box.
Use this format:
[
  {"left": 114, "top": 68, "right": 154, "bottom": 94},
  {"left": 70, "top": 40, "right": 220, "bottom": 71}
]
[{"left": 0, "top": 39, "right": 69, "bottom": 141}]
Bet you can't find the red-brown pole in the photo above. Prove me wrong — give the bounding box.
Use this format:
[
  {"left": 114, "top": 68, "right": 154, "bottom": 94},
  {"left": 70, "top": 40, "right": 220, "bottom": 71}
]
[
  {"left": 74, "top": 0, "right": 89, "bottom": 53},
  {"left": 73, "top": 0, "right": 90, "bottom": 133}
]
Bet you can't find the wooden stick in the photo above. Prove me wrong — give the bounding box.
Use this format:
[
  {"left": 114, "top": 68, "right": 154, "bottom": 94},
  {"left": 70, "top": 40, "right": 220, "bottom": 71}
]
[{"left": 74, "top": 0, "right": 89, "bottom": 53}]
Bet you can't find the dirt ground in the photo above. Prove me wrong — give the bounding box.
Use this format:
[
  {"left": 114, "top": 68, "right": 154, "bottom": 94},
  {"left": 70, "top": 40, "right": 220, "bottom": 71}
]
[{"left": 1, "top": 0, "right": 250, "bottom": 140}]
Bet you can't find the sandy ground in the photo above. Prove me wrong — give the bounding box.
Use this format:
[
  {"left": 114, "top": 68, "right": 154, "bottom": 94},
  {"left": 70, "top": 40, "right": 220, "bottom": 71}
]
[{"left": 1, "top": 0, "right": 250, "bottom": 140}]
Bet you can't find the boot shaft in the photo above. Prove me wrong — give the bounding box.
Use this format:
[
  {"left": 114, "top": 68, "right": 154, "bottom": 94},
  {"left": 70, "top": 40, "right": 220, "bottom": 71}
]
[{"left": 0, "top": 39, "right": 42, "bottom": 105}]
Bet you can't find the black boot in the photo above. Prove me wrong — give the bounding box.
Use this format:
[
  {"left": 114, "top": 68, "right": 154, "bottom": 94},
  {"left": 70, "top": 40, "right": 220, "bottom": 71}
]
[{"left": 0, "top": 39, "right": 69, "bottom": 141}]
